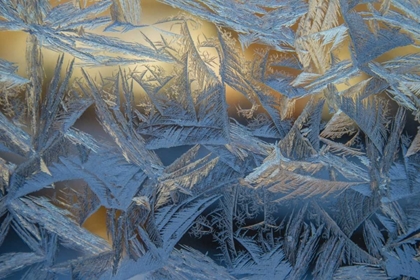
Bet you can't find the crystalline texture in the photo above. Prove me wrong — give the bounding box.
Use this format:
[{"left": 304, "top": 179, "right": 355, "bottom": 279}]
[{"left": 0, "top": 0, "right": 419, "bottom": 279}]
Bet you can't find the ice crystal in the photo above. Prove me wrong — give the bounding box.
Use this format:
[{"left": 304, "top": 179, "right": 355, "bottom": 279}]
[{"left": 0, "top": 0, "right": 420, "bottom": 279}]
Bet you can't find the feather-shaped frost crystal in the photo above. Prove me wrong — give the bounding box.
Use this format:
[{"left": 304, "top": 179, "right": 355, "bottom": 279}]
[{"left": 0, "top": 0, "right": 419, "bottom": 279}]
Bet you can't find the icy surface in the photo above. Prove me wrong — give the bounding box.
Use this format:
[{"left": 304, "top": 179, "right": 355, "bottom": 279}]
[{"left": 0, "top": 0, "right": 420, "bottom": 279}]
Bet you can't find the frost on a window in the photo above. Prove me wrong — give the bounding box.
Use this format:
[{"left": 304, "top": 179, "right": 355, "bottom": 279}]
[{"left": 0, "top": 0, "right": 420, "bottom": 279}]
